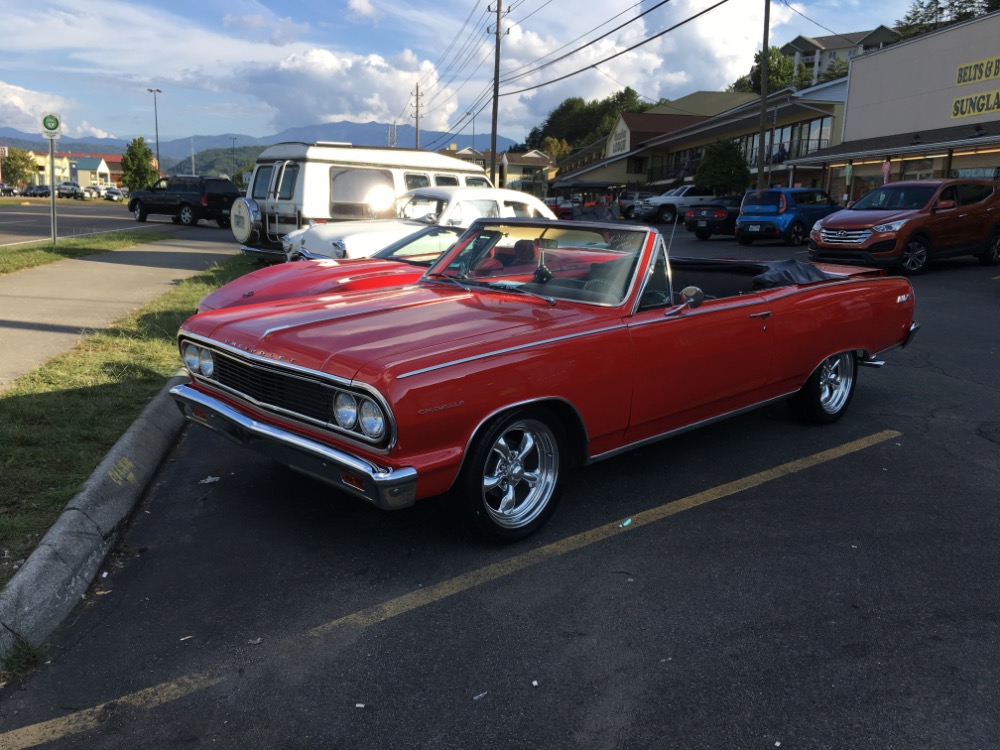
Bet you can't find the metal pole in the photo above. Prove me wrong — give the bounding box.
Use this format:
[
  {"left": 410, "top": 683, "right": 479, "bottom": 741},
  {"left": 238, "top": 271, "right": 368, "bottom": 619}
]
[
  {"left": 755, "top": 0, "right": 770, "bottom": 189},
  {"left": 489, "top": 0, "right": 502, "bottom": 184},
  {"left": 467, "top": 110, "right": 475, "bottom": 151},
  {"left": 230, "top": 137, "right": 237, "bottom": 179},
  {"left": 415, "top": 83, "right": 420, "bottom": 149},
  {"left": 147, "top": 88, "right": 161, "bottom": 175},
  {"left": 49, "top": 138, "right": 57, "bottom": 245}
]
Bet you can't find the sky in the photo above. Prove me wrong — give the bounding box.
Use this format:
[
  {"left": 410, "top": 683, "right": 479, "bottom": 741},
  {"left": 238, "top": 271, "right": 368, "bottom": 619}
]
[{"left": 0, "top": 0, "right": 915, "bottom": 146}]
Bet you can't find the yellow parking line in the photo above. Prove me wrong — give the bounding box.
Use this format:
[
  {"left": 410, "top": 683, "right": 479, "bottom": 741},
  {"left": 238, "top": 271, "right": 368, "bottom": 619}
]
[{"left": 0, "top": 429, "right": 901, "bottom": 749}]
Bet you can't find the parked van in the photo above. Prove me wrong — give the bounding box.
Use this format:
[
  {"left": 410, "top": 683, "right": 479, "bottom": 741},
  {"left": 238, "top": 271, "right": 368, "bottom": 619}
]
[{"left": 232, "top": 142, "right": 493, "bottom": 261}]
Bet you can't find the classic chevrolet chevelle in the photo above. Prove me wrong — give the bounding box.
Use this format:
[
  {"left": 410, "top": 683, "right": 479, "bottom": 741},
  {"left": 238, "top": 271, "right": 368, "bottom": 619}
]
[{"left": 172, "top": 219, "right": 918, "bottom": 541}]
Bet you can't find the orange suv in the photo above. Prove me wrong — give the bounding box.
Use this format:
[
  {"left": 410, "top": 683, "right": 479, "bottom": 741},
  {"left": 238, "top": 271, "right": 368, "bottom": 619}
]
[{"left": 808, "top": 179, "right": 1000, "bottom": 274}]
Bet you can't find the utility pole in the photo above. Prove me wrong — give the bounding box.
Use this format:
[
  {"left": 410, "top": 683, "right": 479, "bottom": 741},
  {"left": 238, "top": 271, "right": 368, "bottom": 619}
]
[
  {"left": 413, "top": 83, "right": 421, "bottom": 149},
  {"left": 755, "top": 0, "right": 771, "bottom": 189},
  {"left": 230, "top": 137, "right": 237, "bottom": 180},
  {"left": 147, "top": 88, "right": 161, "bottom": 176},
  {"left": 489, "top": 0, "right": 505, "bottom": 184}
]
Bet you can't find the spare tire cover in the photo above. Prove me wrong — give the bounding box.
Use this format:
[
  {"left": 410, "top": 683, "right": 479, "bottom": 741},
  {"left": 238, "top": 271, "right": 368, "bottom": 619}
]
[{"left": 230, "top": 196, "right": 261, "bottom": 245}]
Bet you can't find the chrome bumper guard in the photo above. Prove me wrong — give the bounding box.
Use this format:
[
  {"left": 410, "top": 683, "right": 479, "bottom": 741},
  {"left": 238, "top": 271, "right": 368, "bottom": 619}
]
[
  {"left": 239, "top": 245, "right": 289, "bottom": 263},
  {"left": 170, "top": 384, "right": 418, "bottom": 510}
]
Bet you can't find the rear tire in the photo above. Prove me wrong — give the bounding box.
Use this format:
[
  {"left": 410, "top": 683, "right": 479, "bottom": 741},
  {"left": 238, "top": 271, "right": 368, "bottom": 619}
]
[
  {"left": 979, "top": 229, "right": 1000, "bottom": 266},
  {"left": 788, "top": 352, "right": 857, "bottom": 424},
  {"left": 178, "top": 204, "right": 199, "bottom": 226},
  {"left": 453, "top": 408, "right": 565, "bottom": 543},
  {"left": 784, "top": 221, "right": 806, "bottom": 246}
]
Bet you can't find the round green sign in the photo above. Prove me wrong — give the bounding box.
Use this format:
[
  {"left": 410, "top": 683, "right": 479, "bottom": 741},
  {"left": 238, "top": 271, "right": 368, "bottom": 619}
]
[{"left": 43, "top": 115, "right": 60, "bottom": 131}]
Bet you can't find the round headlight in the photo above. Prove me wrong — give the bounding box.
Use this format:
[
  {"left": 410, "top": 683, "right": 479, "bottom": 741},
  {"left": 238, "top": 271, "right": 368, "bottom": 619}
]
[
  {"left": 359, "top": 399, "right": 386, "bottom": 439},
  {"left": 182, "top": 343, "right": 201, "bottom": 373},
  {"left": 334, "top": 392, "right": 358, "bottom": 429},
  {"left": 198, "top": 349, "right": 215, "bottom": 378}
]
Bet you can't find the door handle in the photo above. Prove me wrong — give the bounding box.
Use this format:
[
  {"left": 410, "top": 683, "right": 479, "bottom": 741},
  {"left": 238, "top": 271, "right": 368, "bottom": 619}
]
[{"left": 749, "top": 311, "right": 772, "bottom": 319}]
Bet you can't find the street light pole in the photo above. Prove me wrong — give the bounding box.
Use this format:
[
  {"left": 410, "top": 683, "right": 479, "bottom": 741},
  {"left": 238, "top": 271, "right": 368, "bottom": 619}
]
[
  {"left": 230, "top": 136, "right": 237, "bottom": 180},
  {"left": 147, "top": 88, "right": 162, "bottom": 176}
]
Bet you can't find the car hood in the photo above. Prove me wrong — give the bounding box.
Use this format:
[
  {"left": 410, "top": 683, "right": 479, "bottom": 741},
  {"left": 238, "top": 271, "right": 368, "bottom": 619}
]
[
  {"left": 820, "top": 208, "right": 914, "bottom": 228},
  {"left": 197, "top": 258, "right": 424, "bottom": 312},
  {"left": 183, "top": 282, "right": 600, "bottom": 383},
  {"left": 289, "top": 220, "right": 429, "bottom": 259}
]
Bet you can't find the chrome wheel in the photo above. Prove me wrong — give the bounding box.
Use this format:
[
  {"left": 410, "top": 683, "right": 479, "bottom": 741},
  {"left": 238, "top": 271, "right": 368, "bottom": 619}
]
[
  {"left": 979, "top": 230, "right": 1000, "bottom": 266},
  {"left": 480, "top": 418, "right": 559, "bottom": 531},
  {"left": 789, "top": 351, "right": 857, "bottom": 424},
  {"left": 816, "top": 352, "right": 855, "bottom": 416},
  {"left": 901, "top": 237, "right": 930, "bottom": 274}
]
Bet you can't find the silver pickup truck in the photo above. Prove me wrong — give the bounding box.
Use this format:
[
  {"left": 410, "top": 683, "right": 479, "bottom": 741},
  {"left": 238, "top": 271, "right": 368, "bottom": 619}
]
[{"left": 636, "top": 184, "right": 716, "bottom": 224}]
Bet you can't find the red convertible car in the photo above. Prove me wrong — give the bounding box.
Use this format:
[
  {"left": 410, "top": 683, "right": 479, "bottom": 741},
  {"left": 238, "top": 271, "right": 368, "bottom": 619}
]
[{"left": 172, "top": 219, "right": 918, "bottom": 542}]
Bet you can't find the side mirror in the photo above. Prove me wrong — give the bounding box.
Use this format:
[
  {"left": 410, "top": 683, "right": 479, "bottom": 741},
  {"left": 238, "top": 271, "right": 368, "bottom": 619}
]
[
  {"left": 935, "top": 199, "right": 956, "bottom": 211},
  {"left": 680, "top": 285, "right": 705, "bottom": 309}
]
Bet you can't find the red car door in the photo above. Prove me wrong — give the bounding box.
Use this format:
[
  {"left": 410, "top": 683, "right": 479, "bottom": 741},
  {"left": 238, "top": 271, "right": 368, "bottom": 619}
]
[{"left": 624, "top": 294, "right": 773, "bottom": 445}]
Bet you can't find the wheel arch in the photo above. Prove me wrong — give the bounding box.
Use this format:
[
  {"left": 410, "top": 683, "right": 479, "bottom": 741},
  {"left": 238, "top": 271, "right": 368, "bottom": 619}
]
[{"left": 449, "top": 397, "right": 589, "bottom": 491}]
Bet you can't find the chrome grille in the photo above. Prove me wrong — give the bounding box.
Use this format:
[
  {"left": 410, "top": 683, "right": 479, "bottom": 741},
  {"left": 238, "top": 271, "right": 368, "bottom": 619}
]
[
  {"left": 819, "top": 228, "right": 872, "bottom": 245},
  {"left": 212, "top": 350, "right": 333, "bottom": 424}
]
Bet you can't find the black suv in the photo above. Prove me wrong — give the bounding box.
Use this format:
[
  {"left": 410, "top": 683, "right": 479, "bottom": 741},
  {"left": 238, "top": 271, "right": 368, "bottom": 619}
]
[{"left": 128, "top": 175, "right": 242, "bottom": 227}]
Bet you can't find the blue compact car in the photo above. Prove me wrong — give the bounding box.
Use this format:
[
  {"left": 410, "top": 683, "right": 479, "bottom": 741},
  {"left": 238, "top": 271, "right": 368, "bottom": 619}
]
[{"left": 735, "top": 188, "right": 840, "bottom": 246}]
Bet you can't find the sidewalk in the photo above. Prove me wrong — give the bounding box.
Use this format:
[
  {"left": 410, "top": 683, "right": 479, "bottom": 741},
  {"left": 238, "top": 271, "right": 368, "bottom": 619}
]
[{"left": 0, "top": 227, "right": 240, "bottom": 660}]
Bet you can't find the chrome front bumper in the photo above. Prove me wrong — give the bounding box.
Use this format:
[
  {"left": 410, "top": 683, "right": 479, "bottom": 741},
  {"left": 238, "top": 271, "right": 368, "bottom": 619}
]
[{"left": 170, "top": 384, "right": 418, "bottom": 510}]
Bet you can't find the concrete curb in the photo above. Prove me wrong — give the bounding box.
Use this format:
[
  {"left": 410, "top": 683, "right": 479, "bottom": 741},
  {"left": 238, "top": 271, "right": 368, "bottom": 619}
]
[{"left": 0, "top": 374, "right": 188, "bottom": 661}]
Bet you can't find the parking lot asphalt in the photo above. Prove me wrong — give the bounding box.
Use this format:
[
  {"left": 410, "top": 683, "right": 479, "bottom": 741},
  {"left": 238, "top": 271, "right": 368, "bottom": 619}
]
[{"left": 0, "top": 224, "right": 239, "bottom": 660}]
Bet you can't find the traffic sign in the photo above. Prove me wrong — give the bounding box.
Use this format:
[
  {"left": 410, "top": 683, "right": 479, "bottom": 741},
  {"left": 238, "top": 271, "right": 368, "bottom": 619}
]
[{"left": 41, "top": 113, "right": 62, "bottom": 139}]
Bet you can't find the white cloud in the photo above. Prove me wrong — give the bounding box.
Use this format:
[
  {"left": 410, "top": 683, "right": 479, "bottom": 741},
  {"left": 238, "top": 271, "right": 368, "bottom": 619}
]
[
  {"left": 0, "top": 82, "right": 73, "bottom": 134},
  {"left": 348, "top": 0, "right": 381, "bottom": 20}
]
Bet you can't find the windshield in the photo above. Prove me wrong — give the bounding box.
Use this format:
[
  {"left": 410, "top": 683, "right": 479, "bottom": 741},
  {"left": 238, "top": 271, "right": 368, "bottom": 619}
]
[
  {"left": 850, "top": 185, "right": 937, "bottom": 210},
  {"left": 425, "top": 221, "right": 649, "bottom": 305},
  {"left": 373, "top": 226, "right": 462, "bottom": 266}
]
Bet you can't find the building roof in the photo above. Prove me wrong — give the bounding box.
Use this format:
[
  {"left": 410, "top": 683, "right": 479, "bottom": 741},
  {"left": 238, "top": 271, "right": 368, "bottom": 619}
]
[
  {"left": 620, "top": 112, "right": 709, "bottom": 142},
  {"left": 781, "top": 26, "right": 899, "bottom": 55}
]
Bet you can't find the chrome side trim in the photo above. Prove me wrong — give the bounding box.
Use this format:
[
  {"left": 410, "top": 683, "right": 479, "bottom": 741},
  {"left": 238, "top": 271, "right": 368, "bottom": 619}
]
[
  {"left": 171, "top": 385, "right": 417, "bottom": 510},
  {"left": 588, "top": 391, "right": 798, "bottom": 464},
  {"left": 397, "top": 324, "right": 628, "bottom": 380}
]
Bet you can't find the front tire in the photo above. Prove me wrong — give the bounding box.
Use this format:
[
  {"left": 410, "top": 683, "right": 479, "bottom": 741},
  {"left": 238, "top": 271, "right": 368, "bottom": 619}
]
[
  {"left": 132, "top": 202, "right": 147, "bottom": 222},
  {"left": 900, "top": 236, "right": 931, "bottom": 275},
  {"left": 454, "top": 408, "right": 565, "bottom": 543},
  {"left": 979, "top": 229, "right": 1000, "bottom": 266},
  {"left": 624, "top": 206, "right": 636, "bottom": 219},
  {"left": 788, "top": 352, "right": 857, "bottom": 424}
]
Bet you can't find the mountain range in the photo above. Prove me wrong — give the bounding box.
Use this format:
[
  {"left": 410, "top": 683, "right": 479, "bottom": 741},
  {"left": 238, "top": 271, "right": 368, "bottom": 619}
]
[{"left": 0, "top": 121, "right": 516, "bottom": 162}]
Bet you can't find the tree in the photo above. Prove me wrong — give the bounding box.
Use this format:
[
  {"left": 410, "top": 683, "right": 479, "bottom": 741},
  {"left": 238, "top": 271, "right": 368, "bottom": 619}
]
[
  {"left": 121, "top": 137, "right": 158, "bottom": 192},
  {"left": 896, "top": 0, "right": 998, "bottom": 39},
  {"left": 694, "top": 140, "right": 751, "bottom": 196},
  {"left": 540, "top": 137, "right": 572, "bottom": 163},
  {"left": 730, "top": 47, "right": 811, "bottom": 93},
  {"left": 525, "top": 88, "right": 659, "bottom": 150},
  {"left": 818, "top": 57, "right": 850, "bottom": 83},
  {"left": 0, "top": 147, "right": 38, "bottom": 188}
]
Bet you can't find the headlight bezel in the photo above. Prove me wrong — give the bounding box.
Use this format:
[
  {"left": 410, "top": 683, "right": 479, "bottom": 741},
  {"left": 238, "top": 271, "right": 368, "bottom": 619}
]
[{"left": 872, "top": 219, "right": 908, "bottom": 233}]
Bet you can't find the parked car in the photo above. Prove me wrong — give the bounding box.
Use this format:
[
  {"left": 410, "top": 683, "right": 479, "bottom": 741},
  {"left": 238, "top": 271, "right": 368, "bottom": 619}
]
[
  {"left": 684, "top": 195, "right": 744, "bottom": 240},
  {"left": 104, "top": 187, "right": 125, "bottom": 202},
  {"left": 808, "top": 179, "right": 1000, "bottom": 275},
  {"left": 23, "top": 185, "right": 51, "bottom": 198},
  {"left": 636, "top": 184, "right": 717, "bottom": 223},
  {"left": 128, "top": 175, "right": 242, "bottom": 227},
  {"left": 618, "top": 191, "right": 657, "bottom": 219},
  {"left": 56, "top": 181, "right": 84, "bottom": 199},
  {"left": 543, "top": 196, "right": 574, "bottom": 220},
  {"left": 171, "top": 217, "right": 918, "bottom": 542},
  {"left": 0, "top": 183, "right": 19, "bottom": 196},
  {"left": 735, "top": 188, "right": 840, "bottom": 246},
  {"left": 280, "top": 186, "right": 555, "bottom": 262},
  {"left": 200, "top": 225, "right": 463, "bottom": 312}
]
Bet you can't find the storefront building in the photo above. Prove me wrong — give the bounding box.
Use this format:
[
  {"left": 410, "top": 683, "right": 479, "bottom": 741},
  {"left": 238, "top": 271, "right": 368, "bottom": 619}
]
[{"left": 789, "top": 11, "right": 1000, "bottom": 201}]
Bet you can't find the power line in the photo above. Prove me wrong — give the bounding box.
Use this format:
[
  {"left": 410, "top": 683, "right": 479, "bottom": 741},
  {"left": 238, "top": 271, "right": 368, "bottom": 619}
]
[
  {"left": 500, "top": 0, "right": 731, "bottom": 96},
  {"left": 776, "top": 0, "right": 870, "bottom": 49}
]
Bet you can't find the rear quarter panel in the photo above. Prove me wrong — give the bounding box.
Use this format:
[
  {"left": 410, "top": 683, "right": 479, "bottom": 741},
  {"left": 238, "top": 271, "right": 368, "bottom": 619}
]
[{"left": 763, "top": 277, "right": 915, "bottom": 393}]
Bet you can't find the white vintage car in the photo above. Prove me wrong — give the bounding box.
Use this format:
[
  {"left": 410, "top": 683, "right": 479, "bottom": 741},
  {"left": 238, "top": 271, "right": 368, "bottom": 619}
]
[{"left": 281, "top": 186, "right": 555, "bottom": 261}]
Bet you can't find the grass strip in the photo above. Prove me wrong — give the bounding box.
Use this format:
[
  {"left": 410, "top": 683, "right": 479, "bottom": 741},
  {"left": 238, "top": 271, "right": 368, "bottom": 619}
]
[
  {"left": 0, "top": 231, "right": 174, "bottom": 276},
  {"left": 0, "top": 253, "right": 256, "bottom": 590}
]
